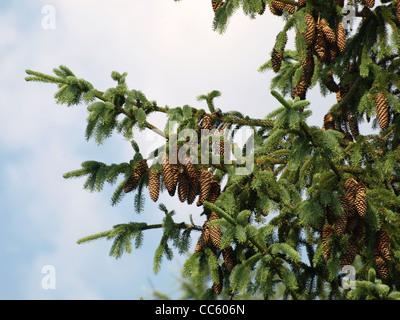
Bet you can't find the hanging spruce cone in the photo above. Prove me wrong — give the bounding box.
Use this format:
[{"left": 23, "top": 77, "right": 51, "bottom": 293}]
[
  {"left": 292, "top": 72, "right": 310, "bottom": 100},
  {"left": 335, "top": 212, "right": 348, "bottom": 236},
  {"left": 324, "top": 113, "right": 335, "bottom": 130},
  {"left": 162, "top": 153, "right": 178, "bottom": 196},
  {"left": 271, "top": 47, "right": 284, "bottom": 73},
  {"left": 327, "top": 43, "right": 339, "bottom": 63},
  {"left": 284, "top": 3, "right": 296, "bottom": 14},
  {"left": 186, "top": 182, "right": 198, "bottom": 205},
  {"left": 336, "top": 21, "right": 346, "bottom": 53},
  {"left": 177, "top": 168, "right": 189, "bottom": 203},
  {"left": 320, "top": 19, "right": 336, "bottom": 45},
  {"left": 301, "top": 49, "right": 315, "bottom": 79},
  {"left": 322, "top": 225, "right": 334, "bottom": 260},
  {"left": 183, "top": 155, "right": 200, "bottom": 183},
  {"left": 124, "top": 159, "right": 148, "bottom": 193},
  {"left": 339, "top": 195, "right": 357, "bottom": 218},
  {"left": 323, "top": 71, "right": 339, "bottom": 93},
  {"left": 212, "top": 266, "right": 223, "bottom": 295},
  {"left": 314, "top": 25, "right": 328, "bottom": 63},
  {"left": 340, "top": 237, "right": 358, "bottom": 268},
  {"left": 208, "top": 181, "right": 221, "bottom": 204},
  {"left": 298, "top": 0, "right": 307, "bottom": 6},
  {"left": 269, "top": 0, "right": 285, "bottom": 16},
  {"left": 222, "top": 246, "right": 236, "bottom": 272},
  {"left": 197, "top": 169, "right": 213, "bottom": 206},
  {"left": 194, "top": 222, "right": 211, "bottom": 253},
  {"left": 211, "top": 0, "right": 224, "bottom": 13},
  {"left": 214, "top": 128, "right": 225, "bottom": 157},
  {"left": 374, "top": 249, "right": 389, "bottom": 279},
  {"left": 363, "top": 0, "right": 375, "bottom": 8},
  {"left": 304, "top": 14, "right": 316, "bottom": 47},
  {"left": 344, "top": 178, "right": 358, "bottom": 202},
  {"left": 375, "top": 93, "right": 389, "bottom": 130},
  {"left": 148, "top": 167, "right": 160, "bottom": 202},
  {"left": 354, "top": 182, "right": 367, "bottom": 217},
  {"left": 209, "top": 212, "right": 221, "bottom": 249},
  {"left": 347, "top": 112, "right": 360, "bottom": 139},
  {"left": 376, "top": 229, "right": 392, "bottom": 261}
]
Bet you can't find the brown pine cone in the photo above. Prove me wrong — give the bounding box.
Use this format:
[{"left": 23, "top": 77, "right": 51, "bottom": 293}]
[
  {"left": 270, "top": 0, "right": 285, "bottom": 16},
  {"left": 376, "top": 229, "right": 392, "bottom": 261},
  {"left": 162, "top": 153, "right": 178, "bottom": 196},
  {"left": 271, "top": 47, "right": 284, "bottom": 73},
  {"left": 354, "top": 182, "right": 367, "bottom": 217},
  {"left": 335, "top": 213, "right": 348, "bottom": 236},
  {"left": 375, "top": 93, "right": 389, "bottom": 130},
  {"left": 347, "top": 112, "right": 360, "bottom": 140},
  {"left": 186, "top": 182, "right": 198, "bottom": 205},
  {"left": 148, "top": 167, "right": 160, "bottom": 202},
  {"left": 336, "top": 22, "right": 346, "bottom": 53},
  {"left": 339, "top": 195, "right": 357, "bottom": 218},
  {"left": 344, "top": 178, "right": 358, "bottom": 203},
  {"left": 124, "top": 159, "right": 148, "bottom": 193},
  {"left": 197, "top": 169, "right": 213, "bottom": 206},
  {"left": 222, "top": 246, "right": 236, "bottom": 272},
  {"left": 211, "top": 0, "right": 224, "bottom": 13},
  {"left": 320, "top": 19, "right": 336, "bottom": 45},
  {"left": 340, "top": 237, "right": 358, "bottom": 268},
  {"left": 323, "top": 71, "right": 339, "bottom": 93},
  {"left": 374, "top": 249, "right": 389, "bottom": 279},
  {"left": 324, "top": 113, "right": 335, "bottom": 130},
  {"left": 209, "top": 212, "right": 222, "bottom": 249},
  {"left": 208, "top": 181, "right": 221, "bottom": 204},
  {"left": 201, "top": 114, "right": 213, "bottom": 131},
  {"left": 314, "top": 25, "right": 328, "bottom": 63},
  {"left": 177, "top": 169, "right": 189, "bottom": 203},
  {"left": 304, "top": 14, "right": 316, "bottom": 47},
  {"left": 284, "top": 3, "right": 296, "bottom": 14},
  {"left": 194, "top": 222, "right": 211, "bottom": 253},
  {"left": 322, "top": 225, "right": 334, "bottom": 260}
]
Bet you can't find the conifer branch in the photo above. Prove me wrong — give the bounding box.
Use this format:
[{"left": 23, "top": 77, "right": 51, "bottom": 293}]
[
  {"left": 77, "top": 221, "right": 202, "bottom": 245},
  {"left": 94, "top": 90, "right": 168, "bottom": 139}
]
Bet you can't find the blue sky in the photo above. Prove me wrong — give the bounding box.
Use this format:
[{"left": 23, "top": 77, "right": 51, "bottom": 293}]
[{"left": 0, "top": 0, "right": 341, "bottom": 300}]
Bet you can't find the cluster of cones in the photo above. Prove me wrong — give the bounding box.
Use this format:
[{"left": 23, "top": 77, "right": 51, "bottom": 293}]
[
  {"left": 321, "top": 178, "right": 392, "bottom": 278},
  {"left": 373, "top": 228, "right": 392, "bottom": 279},
  {"left": 124, "top": 112, "right": 227, "bottom": 206},
  {"left": 323, "top": 65, "right": 389, "bottom": 136},
  {"left": 271, "top": 10, "right": 347, "bottom": 100},
  {"left": 194, "top": 212, "right": 236, "bottom": 295},
  {"left": 123, "top": 112, "right": 235, "bottom": 294},
  {"left": 321, "top": 178, "right": 366, "bottom": 267}
]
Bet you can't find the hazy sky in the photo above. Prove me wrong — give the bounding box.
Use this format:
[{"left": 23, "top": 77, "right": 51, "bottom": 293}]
[{"left": 0, "top": 0, "right": 340, "bottom": 299}]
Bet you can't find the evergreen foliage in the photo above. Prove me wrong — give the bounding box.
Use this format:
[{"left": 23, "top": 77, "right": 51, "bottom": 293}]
[{"left": 25, "top": 0, "right": 400, "bottom": 300}]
